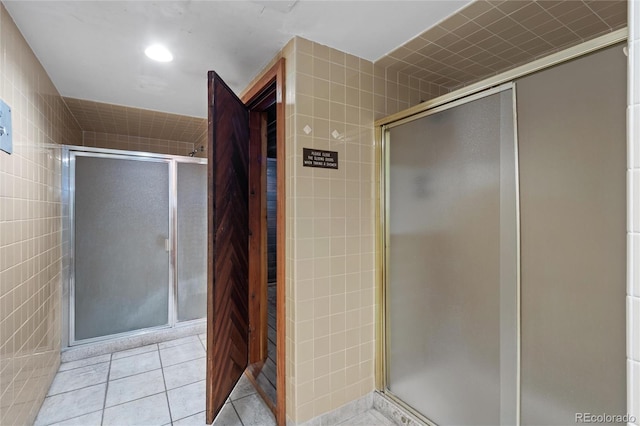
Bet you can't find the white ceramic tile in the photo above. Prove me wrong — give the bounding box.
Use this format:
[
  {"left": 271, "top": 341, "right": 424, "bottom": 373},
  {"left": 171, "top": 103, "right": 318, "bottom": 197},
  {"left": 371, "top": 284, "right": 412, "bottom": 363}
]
[
  {"left": 173, "top": 411, "right": 208, "bottom": 426},
  {"left": 232, "top": 394, "right": 276, "bottom": 426},
  {"left": 630, "top": 105, "right": 640, "bottom": 172},
  {"left": 109, "top": 349, "right": 161, "bottom": 380},
  {"left": 167, "top": 380, "right": 206, "bottom": 420},
  {"left": 631, "top": 40, "right": 640, "bottom": 106},
  {"left": 629, "top": 359, "right": 640, "bottom": 424},
  {"left": 49, "top": 410, "right": 103, "bottom": 426},
  {"left": 314, "top": 393, "right": 373, "bottom": 426},
  {"left": 199, "top": 334, "right": 207, "bottom": 349},
  {"left": 103, "top": 392, "right": 171, "bottom": 426},
  {"left": 158, "top": 335, "right": 201, "bottom": 349},
  {"left": 372, "top": 392, "right": 422, "bottom": 426},
  {"left": 369, "top": 410, "right": 395, "bottom": 425},
  {"left": 631, "top": 0, "right": 640, "bottom": 42},
  {"left": 212, "top": 404, "right": 243, "bottom": 426},
  {"left": 631, "top": 42, "right": 637, "bottom": 107},
  {"left": 631, "top": 296, "right": 640, "bottom": 362},
  {"left": 159, "top": 341, "right": 205, "bottom": 367},
  {"left": 338, "top": 410, "right": 393, "bottom": 425},
  {"left": 47, "top": 362, "right": 110, "bottom": 396},
  {"left": 111, "top": 343, "right": 158, "bottom": 360},
  {"left": 173, "top": 404, "right": 243, "bottom": 426},
  {"left": 58, "top": 354, "right": 111, "bottom": 372},
  {"left": 632, "top": 170, "right": 640, "bottom": 232},
  {"left": 630, "top": 233, "right": 636, "bottom": 298},
  {"left": 105, "top": 369, "right": 166, "bottom": 407},
  {"left": 35, "top": 383, "right": 106, "bottom": 426},
  {"left": 163, "top": 357, "right": 206, "bottom": 390},
  {"left": 229, "top": 374, "right": 257, "bottom": 401}
]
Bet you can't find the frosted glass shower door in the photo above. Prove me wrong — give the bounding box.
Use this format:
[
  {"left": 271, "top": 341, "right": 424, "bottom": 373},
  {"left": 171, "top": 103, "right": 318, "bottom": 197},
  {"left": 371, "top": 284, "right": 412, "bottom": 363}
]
[
  {"left": 177, "top": 162, "right": 207, "bottom": 321},
  {"left": 73, "top": 155, "right": 170, "bottom": 341},
  {"left": 385, "top": 88, "right": 517, "bottom": 425}
]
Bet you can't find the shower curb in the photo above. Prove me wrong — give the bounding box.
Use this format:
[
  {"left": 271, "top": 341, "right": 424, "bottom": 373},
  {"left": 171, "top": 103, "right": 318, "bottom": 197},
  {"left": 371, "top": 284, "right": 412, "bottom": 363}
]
[{"left": 61, "top": 321, "right": 205, "bottom": 362}]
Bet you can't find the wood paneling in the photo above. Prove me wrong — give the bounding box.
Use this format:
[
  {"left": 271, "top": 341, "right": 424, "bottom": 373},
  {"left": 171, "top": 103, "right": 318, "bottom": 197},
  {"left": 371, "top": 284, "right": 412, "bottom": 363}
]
[{"left": 206, "top": 71, "right": 250, "bottom": 424}]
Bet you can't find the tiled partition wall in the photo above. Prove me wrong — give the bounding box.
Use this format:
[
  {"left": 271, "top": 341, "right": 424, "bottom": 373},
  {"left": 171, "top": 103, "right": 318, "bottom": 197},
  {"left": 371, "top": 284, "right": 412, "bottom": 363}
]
[
  {"left": 243, "top": 36, "right": 430, "bottom": 424},
  {"left": 0, "top": 3, "right": 82, "bottom": 425},
  {"left": 629, "top": 1, "right": 640, "bottom": 423},
  {"left": 63, "top": 97, "right": 208, "bottom": 157},
  {"left": 287, "top": 37, "right": 378, "bottom": 422}
]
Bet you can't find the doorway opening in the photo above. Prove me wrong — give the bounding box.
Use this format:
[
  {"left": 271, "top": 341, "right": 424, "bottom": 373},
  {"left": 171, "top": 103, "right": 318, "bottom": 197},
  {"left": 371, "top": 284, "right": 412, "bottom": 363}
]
[
  {"left": 243, "top": 70, "right": 284, "bottom": 425},
  {"left": 205, "top": 59, "right": 286, "bottom": 426}
]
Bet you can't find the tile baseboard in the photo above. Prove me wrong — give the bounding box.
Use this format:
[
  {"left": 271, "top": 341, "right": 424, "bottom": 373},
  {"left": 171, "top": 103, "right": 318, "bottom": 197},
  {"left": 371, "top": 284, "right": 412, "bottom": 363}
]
[
  {"left": 288, "top": 391, "right": 424, "bottom": 426},
  {"left": 61, "top": 321, "right": 205, "bottom": 362},
  {"left": 373, "top": 392, "right": 426, "bottom": 426}
]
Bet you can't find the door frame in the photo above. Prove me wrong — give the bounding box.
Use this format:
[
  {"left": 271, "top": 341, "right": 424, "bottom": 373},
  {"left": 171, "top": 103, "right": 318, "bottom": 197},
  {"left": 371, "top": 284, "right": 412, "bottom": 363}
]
[
  {"left": 242, "top": 58, "right": 286, "bottom": 426},
  {"left": 63, "top": 146, "right": 206, "bottom": 347}
]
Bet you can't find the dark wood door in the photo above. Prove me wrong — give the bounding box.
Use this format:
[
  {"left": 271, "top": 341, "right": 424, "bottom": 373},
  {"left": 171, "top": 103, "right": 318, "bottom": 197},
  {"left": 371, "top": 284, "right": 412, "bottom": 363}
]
[{"left": 206, "top": 71, "right": 250, "bottom": 424}]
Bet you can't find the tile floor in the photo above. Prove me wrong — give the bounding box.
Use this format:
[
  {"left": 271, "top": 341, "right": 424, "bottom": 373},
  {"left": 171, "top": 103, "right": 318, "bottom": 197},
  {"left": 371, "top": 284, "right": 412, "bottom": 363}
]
[
  {"left": 35, "top": 334, "right": 394, "bottom": 426},
  {"left": 35, "top": 334, "right": 275, "bottom": 426}
]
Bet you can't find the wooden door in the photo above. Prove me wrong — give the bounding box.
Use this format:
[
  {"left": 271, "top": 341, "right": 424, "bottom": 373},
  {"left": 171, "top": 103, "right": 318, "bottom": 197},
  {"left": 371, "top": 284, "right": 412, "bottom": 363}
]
[{"left": 206, "top": 71, "right": 250, "bottom": 424}]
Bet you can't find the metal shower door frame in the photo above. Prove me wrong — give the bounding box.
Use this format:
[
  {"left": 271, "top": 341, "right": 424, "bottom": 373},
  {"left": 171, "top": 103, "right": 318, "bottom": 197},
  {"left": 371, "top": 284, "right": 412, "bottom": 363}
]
[
  {"left": 62, "top": 145, "right": 207, "bottom": 347},
  {"left": 379, "top": 83, "right": 521, "bottom": 426}
]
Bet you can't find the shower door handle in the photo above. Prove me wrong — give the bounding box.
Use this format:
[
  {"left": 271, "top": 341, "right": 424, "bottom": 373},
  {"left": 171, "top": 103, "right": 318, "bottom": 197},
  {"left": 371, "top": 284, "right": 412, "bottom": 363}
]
[{"left": 165, "top": 238, "right": 170, "bottom": 252}]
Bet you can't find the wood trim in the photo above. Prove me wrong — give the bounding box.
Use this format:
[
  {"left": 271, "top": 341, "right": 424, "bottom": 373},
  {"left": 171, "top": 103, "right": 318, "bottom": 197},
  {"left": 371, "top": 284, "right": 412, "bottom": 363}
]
[
  {"left": 242, "top": 58, "right": 287, "bottom": 426},
  {"left": 248, "top": 112, "right": 267, "bottom": 364},
  {"left": 245, "top": 370, "right": 277, "bottom": 413},
  {"left": 274, "top": 58, "right": 286, "bottom": 426}
]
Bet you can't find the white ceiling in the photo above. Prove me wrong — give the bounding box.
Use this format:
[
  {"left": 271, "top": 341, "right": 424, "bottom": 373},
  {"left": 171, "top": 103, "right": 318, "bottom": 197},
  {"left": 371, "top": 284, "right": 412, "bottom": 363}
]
[{"left": 3, "top": 0, "right": 471, "bottom": 118}]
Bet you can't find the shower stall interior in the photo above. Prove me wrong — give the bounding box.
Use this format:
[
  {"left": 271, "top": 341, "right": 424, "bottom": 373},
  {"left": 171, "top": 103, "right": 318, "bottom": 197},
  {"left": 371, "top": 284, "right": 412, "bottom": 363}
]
[
  {"left": 62, "top": 147, "right": 207, "bottom": 346},
  {"left": 382, "top": 44, "right": 626, "bottom": 425}
]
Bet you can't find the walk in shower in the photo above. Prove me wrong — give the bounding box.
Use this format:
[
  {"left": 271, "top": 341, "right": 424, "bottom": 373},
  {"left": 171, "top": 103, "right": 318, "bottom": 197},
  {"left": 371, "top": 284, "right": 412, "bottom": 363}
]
[
  {"left": 381, "top": 44, "right": 626, "bottom": 426},
  {"left": 62, "top": 147, "right": 207, "bottom": 346}
]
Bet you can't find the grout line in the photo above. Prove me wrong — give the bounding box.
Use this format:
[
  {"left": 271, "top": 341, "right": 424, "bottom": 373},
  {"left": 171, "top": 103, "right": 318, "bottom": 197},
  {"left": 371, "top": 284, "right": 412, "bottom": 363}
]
[
  {"left": 57, "top": 357, "right": 112, "bottom": 373},
  {"left": 230, "top": 400, "right": 246, "bottom": 426},
  {"left": 110, "top": 344, "right": 159, "bottom": 361},
  {"left": 100, "top": 353, "right": 113, "bottom": 426},
  {"left": 45, "top": 378, "right": 110, "bottom": 399},
  {"left": 102, "top": 390, "right": 168, "bottom": 410},
  {"left": 157, "top": 344, "right": 174, "bottom": 425},
  {"left": 41, "top": 409, "right": 104, "bottom": 426},
  {"left": 197, "top": 334, "right": 207, "bottom": 352}
]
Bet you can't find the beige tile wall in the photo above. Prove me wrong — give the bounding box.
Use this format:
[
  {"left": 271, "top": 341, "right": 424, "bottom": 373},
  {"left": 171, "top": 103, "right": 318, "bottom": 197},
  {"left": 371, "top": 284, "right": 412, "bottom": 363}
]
[
  {"left": 64, "top": 96, "right": 208, "bottom": 158},
  {"left": 0, "top": 3, "right": 82, "bottom": 425},
  {"left": 63, "top": 97, "right": 207, "bottom": 142},
  {"left": 288, "top": 37, "right": 377, "bottom": 422},
  {"left": 244, "top": 36, "right": 428, "bottom": 424},
  {"left": 81, "top": 131, "right": 204, "bottom": 157},
  {"left": 376, "top": 0, "right": 626, "bottom": 103}
]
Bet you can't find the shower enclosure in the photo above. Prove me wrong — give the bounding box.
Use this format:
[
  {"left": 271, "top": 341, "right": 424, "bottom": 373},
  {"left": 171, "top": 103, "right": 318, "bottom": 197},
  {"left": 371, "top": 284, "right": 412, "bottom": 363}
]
[
  {"left": 381, "top": 44, "right": 626, "bottom": 426},
  {"left": 384, "top": 86, "right": 518, "bottom": 425},
  {"left": 62, "top": 147, "right": 207, "bottom": 345}
]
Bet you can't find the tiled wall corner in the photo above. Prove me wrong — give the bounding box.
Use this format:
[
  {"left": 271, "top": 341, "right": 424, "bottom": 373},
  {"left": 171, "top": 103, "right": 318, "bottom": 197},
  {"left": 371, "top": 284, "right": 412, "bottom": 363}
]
[
  {"left": 629, "top": 0, "right": 640, "bottom": 424},
  {"left": 286, "top": 37, "right": 378, "bottom": 423},
  {"left": 242, "top": 34, "right": 431, "bottom": 424},
  {"left": 0, "top": 3, "right": 82, "bottom": 425}
]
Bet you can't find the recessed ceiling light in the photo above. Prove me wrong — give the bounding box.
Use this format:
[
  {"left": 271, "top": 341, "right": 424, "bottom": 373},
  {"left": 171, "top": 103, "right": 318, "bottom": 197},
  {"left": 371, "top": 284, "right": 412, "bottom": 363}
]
[{"left": 145, "top": 44, "right": 173, "bottom": 62}]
